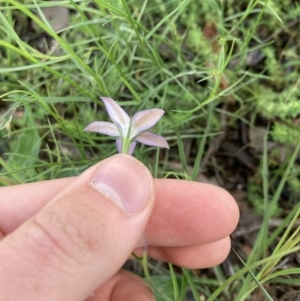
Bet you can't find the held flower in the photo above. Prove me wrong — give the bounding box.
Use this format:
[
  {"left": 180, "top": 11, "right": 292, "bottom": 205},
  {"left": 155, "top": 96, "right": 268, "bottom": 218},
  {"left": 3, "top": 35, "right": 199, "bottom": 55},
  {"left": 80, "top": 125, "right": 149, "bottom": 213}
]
[{"left": 84, "top": 97, "right": 169, "bottom": 155}]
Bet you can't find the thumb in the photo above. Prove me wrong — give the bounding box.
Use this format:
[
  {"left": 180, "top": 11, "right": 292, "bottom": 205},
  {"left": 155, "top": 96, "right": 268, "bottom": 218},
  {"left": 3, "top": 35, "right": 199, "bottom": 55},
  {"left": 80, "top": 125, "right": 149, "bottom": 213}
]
[{"left": 0, "top": 155, "right": 154, "bottom": 301}]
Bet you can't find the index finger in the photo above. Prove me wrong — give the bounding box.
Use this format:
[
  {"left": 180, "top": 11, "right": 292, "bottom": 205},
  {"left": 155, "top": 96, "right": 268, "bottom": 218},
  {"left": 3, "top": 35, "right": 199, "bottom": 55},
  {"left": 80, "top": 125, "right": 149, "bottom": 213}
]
[{"left": 0, "top": 177, "right": 239, "bottom": 246}]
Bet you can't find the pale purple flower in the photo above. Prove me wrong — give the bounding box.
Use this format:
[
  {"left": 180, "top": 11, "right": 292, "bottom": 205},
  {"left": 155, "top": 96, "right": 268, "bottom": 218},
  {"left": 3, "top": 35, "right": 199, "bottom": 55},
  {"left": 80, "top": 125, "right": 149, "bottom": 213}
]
[{"left": 84, "top": 97, "right": 169, "bottom": 155}]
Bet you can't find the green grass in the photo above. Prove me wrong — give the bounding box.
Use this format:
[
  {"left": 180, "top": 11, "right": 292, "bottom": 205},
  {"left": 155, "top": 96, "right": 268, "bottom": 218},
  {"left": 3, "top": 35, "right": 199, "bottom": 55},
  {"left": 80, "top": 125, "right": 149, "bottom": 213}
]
[{"left": 1, "top": 0, "right": 300, "bottom": 300}]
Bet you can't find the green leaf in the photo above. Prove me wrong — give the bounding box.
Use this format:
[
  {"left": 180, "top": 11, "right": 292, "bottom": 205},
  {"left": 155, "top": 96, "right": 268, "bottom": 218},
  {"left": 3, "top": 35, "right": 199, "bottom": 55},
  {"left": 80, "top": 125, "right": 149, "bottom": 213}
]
[{"left": 7, "top": 105, "right": 41, "bottom": 181}]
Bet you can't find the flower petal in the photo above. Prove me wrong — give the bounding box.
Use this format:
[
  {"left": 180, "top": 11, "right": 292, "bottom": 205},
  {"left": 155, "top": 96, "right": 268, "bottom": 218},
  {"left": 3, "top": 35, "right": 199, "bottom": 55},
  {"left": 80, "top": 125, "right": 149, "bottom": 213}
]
[
  {"left": 127, "top": 142, "right": 137, "bottom": 155},
  {"left": 136, "top": 132, "right": 169, "bottom": 149},
  {"left": 116, "top": 139, "right": 122, "bottom": 153},
  {"left": 116, "top": 139, "right": 137, "bottom": 155},
  {"left": 131, "top": 109, "right": 165, "bottom": 138},
  {"left": 83, "top": 121, "right": 119, "bottom": 137},
  {"left": 100, "top": 97, "right": 130, "bottom": 137}
]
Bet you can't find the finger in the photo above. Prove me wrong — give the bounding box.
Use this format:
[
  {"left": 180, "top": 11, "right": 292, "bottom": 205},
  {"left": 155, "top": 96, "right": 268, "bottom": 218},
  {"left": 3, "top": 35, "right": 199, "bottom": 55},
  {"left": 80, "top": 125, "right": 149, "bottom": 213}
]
[
  {"left": 0, "top": 178, "right": 239, "bottom": 246},
  {"left": 0, "top": 155, "right": 155, "bottom": 301},
  {"left": 134, "top": 236, "right": 231, "bottom": 269},
  {"left": 0, "top": 177, "right": 75, "bottom": 234},
  {"left": 144, "top": 179, "right": 239, "bottom": 246},
  {"left": 86, "top": 270, "right": 154, "bottom": 301}
]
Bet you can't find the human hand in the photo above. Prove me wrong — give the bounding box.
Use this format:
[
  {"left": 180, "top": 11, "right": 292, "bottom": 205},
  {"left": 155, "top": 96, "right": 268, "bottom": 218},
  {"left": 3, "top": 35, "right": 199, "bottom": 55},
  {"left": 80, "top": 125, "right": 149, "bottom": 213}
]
[{"left": 0, "top": 155, "right": 239, "bottom": 301}]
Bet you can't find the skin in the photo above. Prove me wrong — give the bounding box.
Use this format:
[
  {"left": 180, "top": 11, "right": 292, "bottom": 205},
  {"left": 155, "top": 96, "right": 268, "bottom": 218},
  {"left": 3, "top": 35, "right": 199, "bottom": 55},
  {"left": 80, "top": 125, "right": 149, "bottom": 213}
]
[{"left": 0, "top": 155, "right": 239, "bottom": 301}]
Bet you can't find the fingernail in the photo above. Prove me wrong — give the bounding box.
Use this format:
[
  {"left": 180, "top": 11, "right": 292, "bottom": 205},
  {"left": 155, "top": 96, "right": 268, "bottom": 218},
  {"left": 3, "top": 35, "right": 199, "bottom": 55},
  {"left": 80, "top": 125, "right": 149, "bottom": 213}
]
[{"left": 90, "top": 155, "right": 153, "bottom": 214}]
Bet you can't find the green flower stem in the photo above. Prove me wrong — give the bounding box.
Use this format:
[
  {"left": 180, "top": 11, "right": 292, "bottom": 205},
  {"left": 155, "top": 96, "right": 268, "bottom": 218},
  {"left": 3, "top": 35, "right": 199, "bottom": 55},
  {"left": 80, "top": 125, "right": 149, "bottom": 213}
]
[
  {"left": 121, "top": 118, "right": 133, "bottom": 154},
  {"left": 122, "top": 138, "right": 131, "bottom": 154}
]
